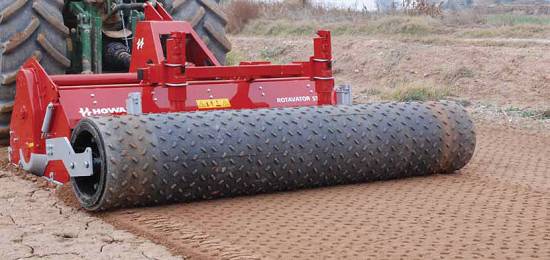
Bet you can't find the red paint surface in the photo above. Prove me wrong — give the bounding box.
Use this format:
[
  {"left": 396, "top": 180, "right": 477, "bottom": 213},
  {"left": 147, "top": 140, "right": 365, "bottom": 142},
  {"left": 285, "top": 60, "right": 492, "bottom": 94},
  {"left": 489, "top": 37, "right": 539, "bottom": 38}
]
[{"left": 9, "top": 4, "right": 335, "bottom": 183}]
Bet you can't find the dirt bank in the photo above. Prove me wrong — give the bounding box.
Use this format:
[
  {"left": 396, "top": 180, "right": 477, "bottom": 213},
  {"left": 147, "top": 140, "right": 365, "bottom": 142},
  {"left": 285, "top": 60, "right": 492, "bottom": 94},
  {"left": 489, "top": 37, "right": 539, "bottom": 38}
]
[{"left": 230, "top": 35, "right": 550, "bottom": 109}]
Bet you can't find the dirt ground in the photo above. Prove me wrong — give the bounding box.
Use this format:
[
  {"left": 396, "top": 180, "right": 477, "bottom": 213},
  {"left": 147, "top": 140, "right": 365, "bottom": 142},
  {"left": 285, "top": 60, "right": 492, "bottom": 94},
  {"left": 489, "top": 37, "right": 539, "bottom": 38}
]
[
  {"left": 98, "top": 124, "right": 550, "bottom": 259},
  {"left": 0, "top": 168, "right": 181, "bottom": 260},
  {"left": 1, "top": 33, "right": 549, "bottom": 259},
  {"left": 2, "top": 123, "right": 548, "bottom": 260}
]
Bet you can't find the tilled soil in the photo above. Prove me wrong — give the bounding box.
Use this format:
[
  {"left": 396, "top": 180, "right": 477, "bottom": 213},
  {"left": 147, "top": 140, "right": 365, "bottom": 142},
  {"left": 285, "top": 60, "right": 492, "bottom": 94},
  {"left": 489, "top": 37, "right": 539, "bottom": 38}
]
[{"left": 99, "top": 124, "right": 550, "bottom": 259}]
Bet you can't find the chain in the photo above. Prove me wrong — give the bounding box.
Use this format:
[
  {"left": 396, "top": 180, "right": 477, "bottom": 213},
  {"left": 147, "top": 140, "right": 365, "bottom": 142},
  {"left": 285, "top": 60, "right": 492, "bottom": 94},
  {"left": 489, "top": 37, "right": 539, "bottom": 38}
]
[{"left": 120, "top": 10, "right": 129, "bottom": 48}]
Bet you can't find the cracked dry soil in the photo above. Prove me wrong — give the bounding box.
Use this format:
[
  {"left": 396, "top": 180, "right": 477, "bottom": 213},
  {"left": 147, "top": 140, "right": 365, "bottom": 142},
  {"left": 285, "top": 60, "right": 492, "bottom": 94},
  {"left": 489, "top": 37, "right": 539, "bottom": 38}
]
[{"left": 0, "top": 167, "right": 181, "bottom": 260}]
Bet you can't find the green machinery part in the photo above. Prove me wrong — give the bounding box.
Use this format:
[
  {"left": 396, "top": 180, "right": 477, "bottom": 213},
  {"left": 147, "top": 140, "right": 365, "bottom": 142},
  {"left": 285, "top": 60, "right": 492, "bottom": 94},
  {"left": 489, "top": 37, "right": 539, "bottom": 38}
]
[{"left": 67, "top": 0, "right": 149, "bottom": 74}]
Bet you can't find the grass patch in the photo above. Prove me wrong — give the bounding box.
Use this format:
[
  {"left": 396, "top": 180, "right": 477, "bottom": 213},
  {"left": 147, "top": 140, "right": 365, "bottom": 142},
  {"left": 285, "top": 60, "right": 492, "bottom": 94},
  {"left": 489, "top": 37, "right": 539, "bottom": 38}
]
[
  {"left": 242, "top": 19, "right": 318, "bottom": 36},
  {"left": 226, "top": 1, "right": 550, "bottom": 39},
  {"left": 241, "top": 15, "right": 446, "bottom": 37},
  {"left": 443, "top": 66, "right": 475, "bottom": 84},
  {"left": 366, "top": 16, "right": 445, "bottom": 35},
  {"left": 504, "top": 107, "right": 550, "bottom": 120},
  {"left": 459, "top": 24, "right": 548, "bottom": 38},
  {"left": 259, "top": 46, "right": 289, "bottom": 63},
  {"left": 225, "top": 50, "right": 249, "bottom": 66},
  {"left": 383, "top": 81, "right": 454, "bottom": 102},
  {"left": 486, "top": 14, "right": 550, "bottom": 26}
]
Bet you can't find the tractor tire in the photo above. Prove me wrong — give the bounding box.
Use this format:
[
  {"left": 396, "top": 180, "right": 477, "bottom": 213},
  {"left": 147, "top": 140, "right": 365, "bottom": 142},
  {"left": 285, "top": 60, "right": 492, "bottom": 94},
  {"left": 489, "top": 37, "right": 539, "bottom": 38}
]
[
  {"left": 0, "top": 0, "right": 69, "bottom": 145},
  {"left": 70, "top": 101, "right": 476, "bottom": 211},
  {"left": 161, "top": 0, "right": 231, "bottom": 64}
]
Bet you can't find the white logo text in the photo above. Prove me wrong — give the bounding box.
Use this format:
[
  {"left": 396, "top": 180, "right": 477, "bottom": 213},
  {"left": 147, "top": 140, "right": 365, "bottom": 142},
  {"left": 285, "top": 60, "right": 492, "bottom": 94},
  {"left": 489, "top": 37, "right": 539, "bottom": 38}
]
[
  {"left": 79, "top": 107, "right": 127, "bottom": 117},
  {"left": 276, "top": 96, "right": 318, "bottom": 103},
  {"left": 137, "top": 38, "right": 145, "bottom": 50}
]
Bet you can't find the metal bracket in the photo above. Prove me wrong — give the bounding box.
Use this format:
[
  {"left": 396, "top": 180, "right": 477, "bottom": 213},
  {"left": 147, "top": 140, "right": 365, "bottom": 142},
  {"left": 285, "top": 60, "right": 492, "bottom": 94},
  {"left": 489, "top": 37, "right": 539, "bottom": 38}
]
[
  {"left": 18, "top": 137, "right": 93, "bottom": 178},
  {"left": 126, "top": 92, "right": 142, "bottom": 115},
  {"left": 46, "top": 138, "right": 93, "bottom": 177},
  {"left": 18, "top": 150, "right": 47, "bottom": 177},
  {"left": 336, "top": 84, "right": 352, "bottom": 105}
]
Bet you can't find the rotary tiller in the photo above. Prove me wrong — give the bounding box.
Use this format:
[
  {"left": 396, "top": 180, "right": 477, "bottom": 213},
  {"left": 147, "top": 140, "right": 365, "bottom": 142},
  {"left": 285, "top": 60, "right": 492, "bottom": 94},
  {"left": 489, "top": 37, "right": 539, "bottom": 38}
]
[{"left": 9, "top": 4, "right": 476, "bottom": 211}]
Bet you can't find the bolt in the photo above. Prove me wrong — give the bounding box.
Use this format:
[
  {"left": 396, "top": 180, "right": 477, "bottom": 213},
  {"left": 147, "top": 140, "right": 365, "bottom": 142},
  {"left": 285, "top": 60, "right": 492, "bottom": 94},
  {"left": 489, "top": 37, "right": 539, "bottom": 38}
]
[
  {"left": 90, "top": 94, "right": 95, "bottom": 97},
  {"left": 207, "top": 89, "right": 211, "bottom": 92},
  {"left": 209, "top": 95, "right": 214, "bottom": 99},
  {"left": 259, "top": 86, "right": 263, "bottom": 90},
  {"left": 93, "top": 101, "right": 97, "bottom": 104},
  {"left": 84, "top": 161, "right": 90, "bottom": 168},
  {"left": 70, "top": 162, "right": 75, "bottom": 169}
]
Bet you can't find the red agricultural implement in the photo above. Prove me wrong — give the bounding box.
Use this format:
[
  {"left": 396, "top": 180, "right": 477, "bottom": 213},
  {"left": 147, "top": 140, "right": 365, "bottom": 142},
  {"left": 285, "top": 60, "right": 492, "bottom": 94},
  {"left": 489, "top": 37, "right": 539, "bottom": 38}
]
[{"left": 9, "top": 3, "right": 475, "bottom": 211}]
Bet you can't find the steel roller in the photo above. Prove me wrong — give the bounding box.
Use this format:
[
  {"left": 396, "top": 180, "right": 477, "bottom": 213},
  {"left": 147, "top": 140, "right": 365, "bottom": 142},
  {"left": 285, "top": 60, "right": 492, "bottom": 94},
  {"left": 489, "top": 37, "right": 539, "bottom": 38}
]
[{"left": 70, "top": 101, "right": 476, "bottom": 211}]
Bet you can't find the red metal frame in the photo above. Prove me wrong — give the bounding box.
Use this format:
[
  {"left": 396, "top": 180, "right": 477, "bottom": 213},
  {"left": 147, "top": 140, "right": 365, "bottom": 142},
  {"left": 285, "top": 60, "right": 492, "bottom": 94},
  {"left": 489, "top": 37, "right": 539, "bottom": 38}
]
[{"left": 9, "top": 3, "right": 335, "bottom": 183}]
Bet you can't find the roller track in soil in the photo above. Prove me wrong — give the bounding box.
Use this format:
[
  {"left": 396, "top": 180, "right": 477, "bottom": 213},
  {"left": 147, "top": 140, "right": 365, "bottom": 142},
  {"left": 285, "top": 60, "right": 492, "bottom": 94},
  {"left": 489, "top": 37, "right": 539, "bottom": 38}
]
[{"left": 97, "top": 124, "right": 550, "bottom": 259}]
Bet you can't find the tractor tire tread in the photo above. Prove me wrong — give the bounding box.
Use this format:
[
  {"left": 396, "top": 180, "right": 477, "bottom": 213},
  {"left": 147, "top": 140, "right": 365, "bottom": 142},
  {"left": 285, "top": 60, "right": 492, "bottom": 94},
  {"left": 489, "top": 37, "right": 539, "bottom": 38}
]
[
  {"left": 32, "top": 0, "right": 69, "bottom": 35},
  {"left": 0, "top": 0, "right": 28, "bottom": 24},
  {"left": 0, "top": 0, "right": 67, "bottom": 144},
  {"left": 204, "top": 17, "right": 232, "bottom": 51},
  {"left": 37, "top": 33, "right": 70, "bottom": 67},
  {"left": 189, "top": 7, "right": 206, "bottom": 27},
  {"left": 197, "top": 0, "right": 228, "bottom": 25},
  {"left": 163, "top": 0, "right": 230, "bottom": 64},
  {"left": 2, "top": 16, "right": 40, "bottom": 53}
]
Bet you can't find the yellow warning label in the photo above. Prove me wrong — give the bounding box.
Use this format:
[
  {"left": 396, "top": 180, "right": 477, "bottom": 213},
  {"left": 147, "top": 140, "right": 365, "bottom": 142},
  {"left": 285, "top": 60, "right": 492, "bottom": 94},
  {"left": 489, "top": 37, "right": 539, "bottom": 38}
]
[{"left": 196, "top": 98, "right": 231, "bottom": 109}]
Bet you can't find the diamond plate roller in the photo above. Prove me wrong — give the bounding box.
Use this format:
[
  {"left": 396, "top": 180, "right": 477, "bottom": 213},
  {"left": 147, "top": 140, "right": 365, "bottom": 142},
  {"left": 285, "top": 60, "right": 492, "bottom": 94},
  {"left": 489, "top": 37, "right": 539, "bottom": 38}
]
[{"left": 70, "top": 101, "right": 476, "bottom": 211}]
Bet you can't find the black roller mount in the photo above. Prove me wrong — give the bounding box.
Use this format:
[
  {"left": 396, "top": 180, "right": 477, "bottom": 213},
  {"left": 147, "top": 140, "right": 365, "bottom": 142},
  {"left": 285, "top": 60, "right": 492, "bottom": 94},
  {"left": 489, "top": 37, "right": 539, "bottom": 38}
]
[{"left": 70, "top": 101, "right": 476, "bottom": 211}]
